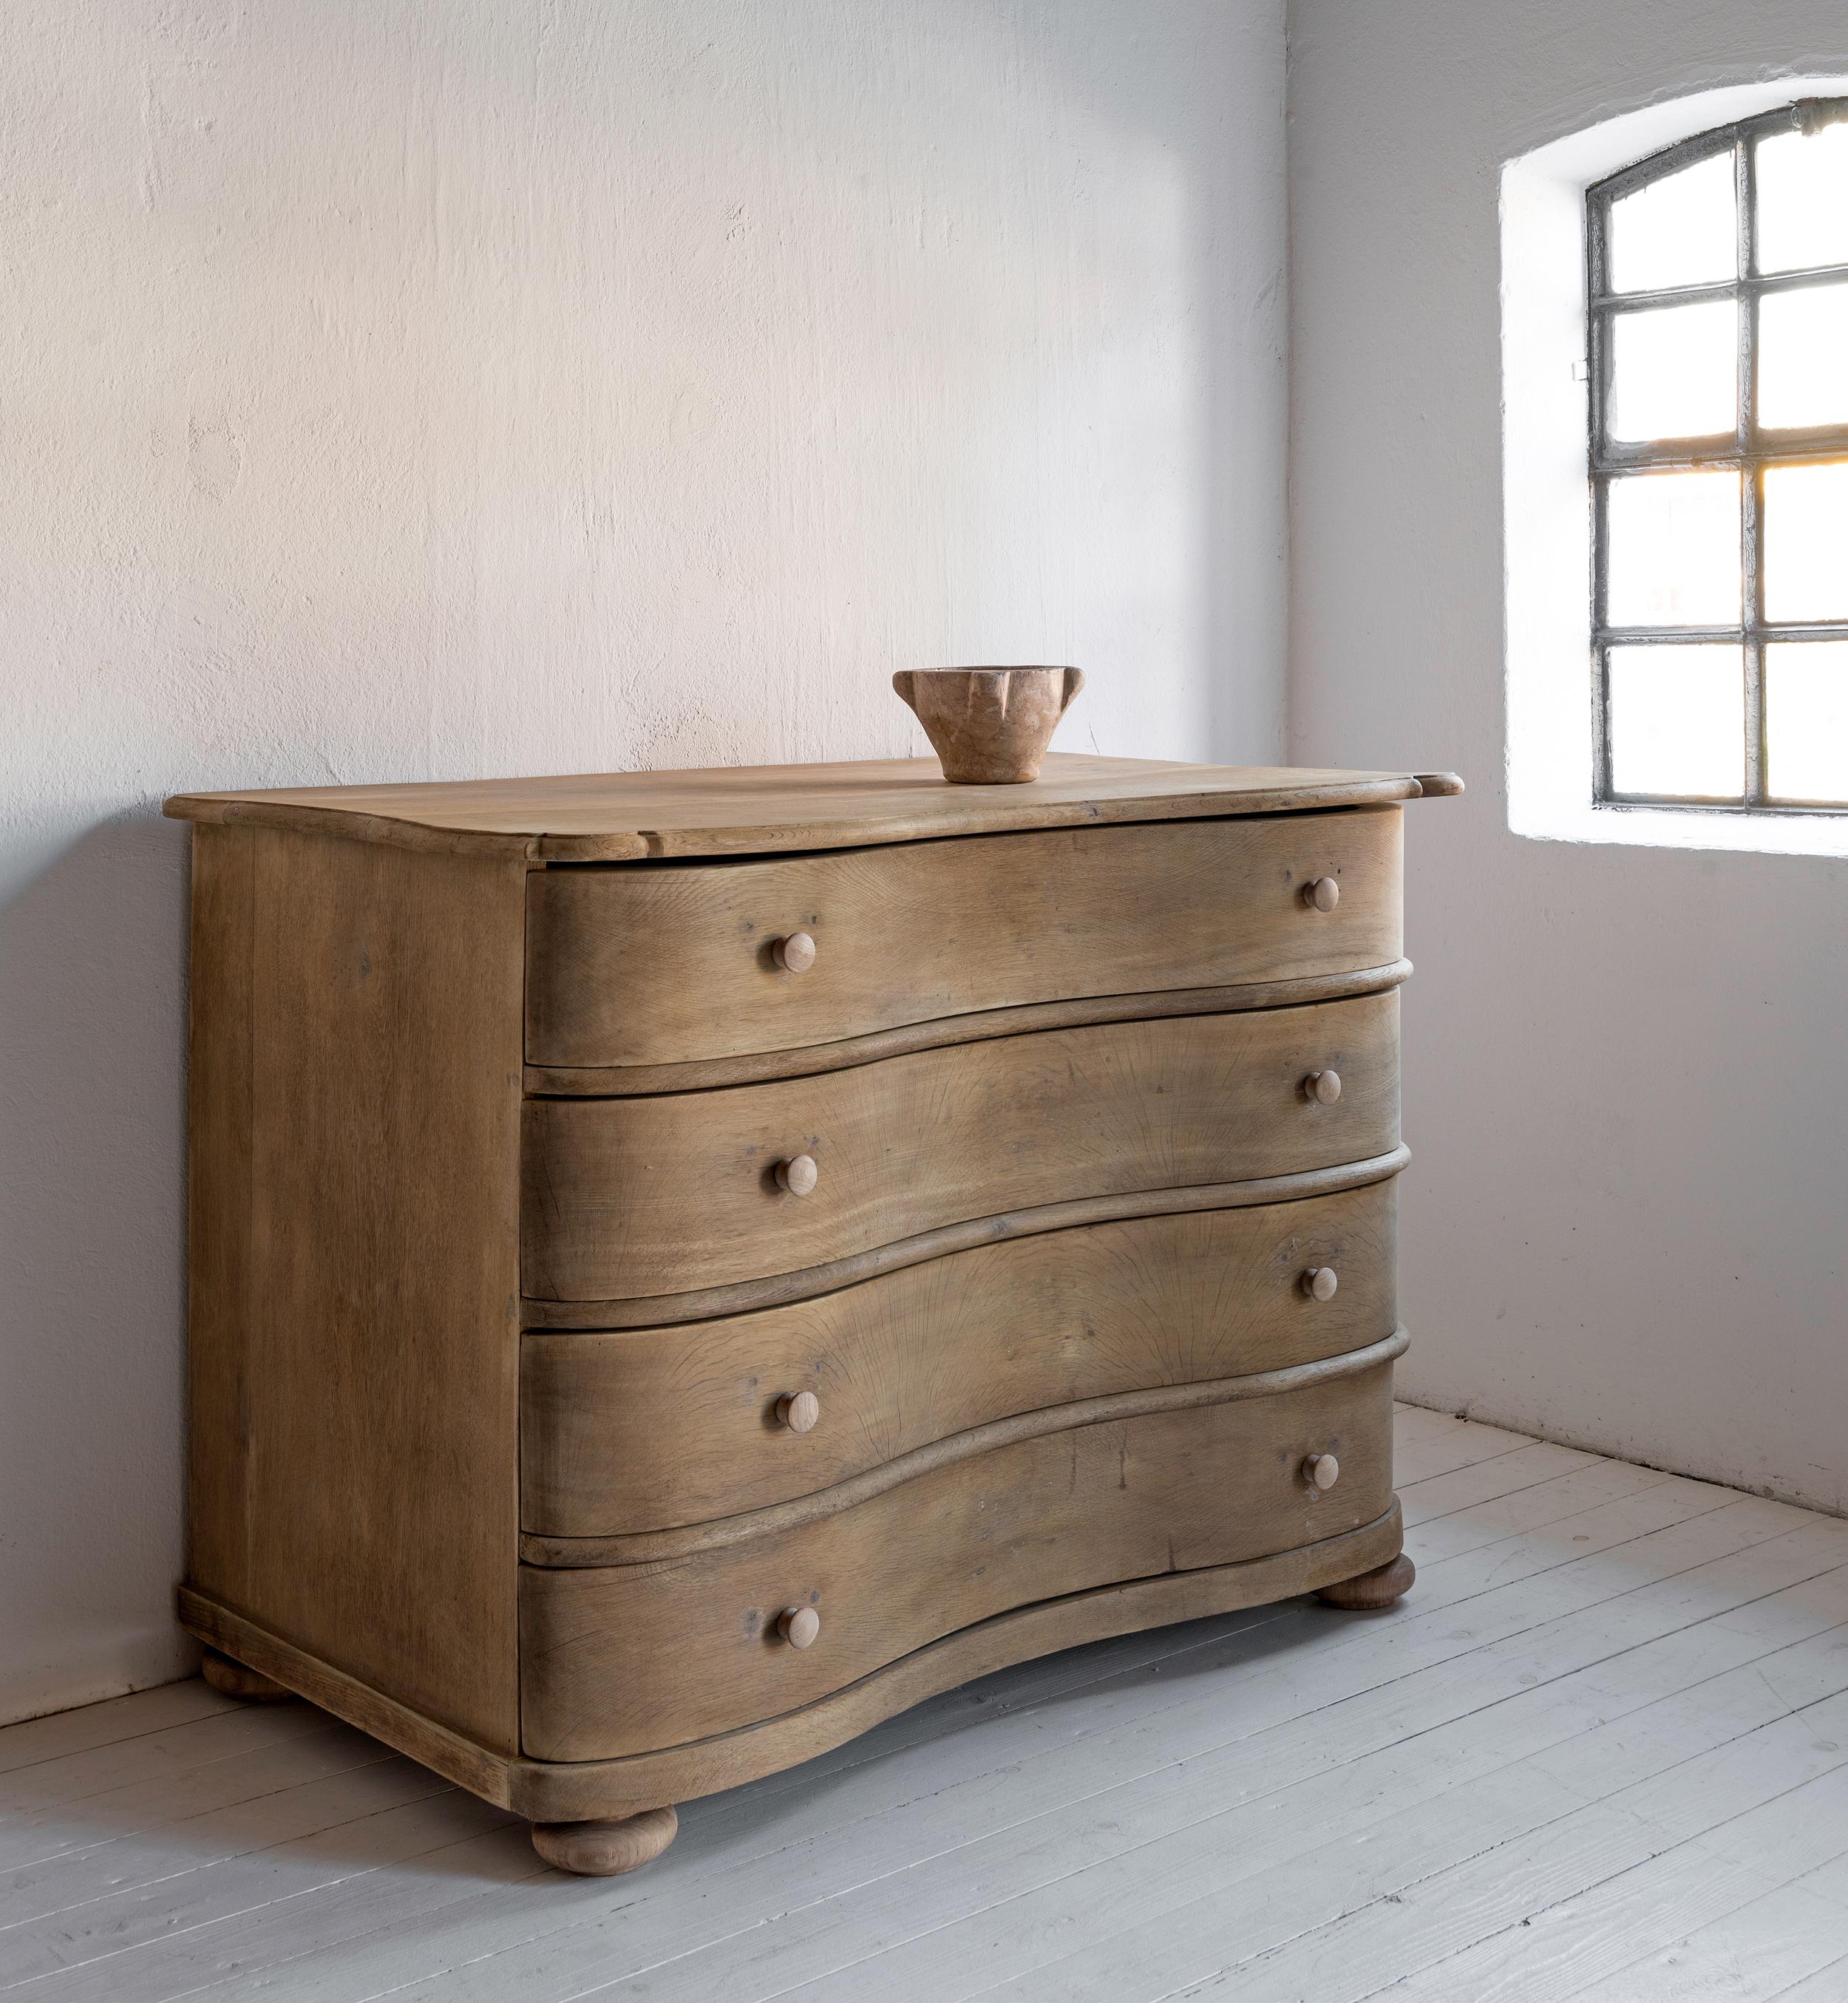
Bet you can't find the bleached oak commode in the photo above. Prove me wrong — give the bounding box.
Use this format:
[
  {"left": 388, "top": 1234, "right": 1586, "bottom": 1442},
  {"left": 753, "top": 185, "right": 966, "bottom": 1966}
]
[{"left": 165, "top": 752, "right": 1461, "bottom": 1876}]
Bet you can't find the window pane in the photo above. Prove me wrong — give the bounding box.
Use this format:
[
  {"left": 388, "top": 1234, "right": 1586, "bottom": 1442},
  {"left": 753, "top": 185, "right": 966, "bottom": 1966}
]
[
  {"left": 1609, "top": 149, "right": 1736, "bottom": 292},
  {"left": 1756, "top": 120, "right": 1848, "bottom": 275},
  {"left": 1763, "top": 462, "right": 1848, "bottom": 622},
  {"left": 1607, "top": 645, "right": 1745, "bottom": 798},
  {"left": 1608, "top": 301, "right": 1737, "bottom": 441},
  {"left": 1759, "top": 283, "right": 1848, "bottom": 429},
  {"left": 1767, "top": 642, "right": 1848, "bottom": 801},
  {"left": 1606, "top": 471, "right": 1741, "bottom": 626}
]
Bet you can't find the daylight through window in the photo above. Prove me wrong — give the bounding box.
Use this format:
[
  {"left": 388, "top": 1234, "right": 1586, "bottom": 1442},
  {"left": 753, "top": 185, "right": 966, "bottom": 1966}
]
[{"left": 1589, "top": 100, "right": 1848, "bottom": 810}]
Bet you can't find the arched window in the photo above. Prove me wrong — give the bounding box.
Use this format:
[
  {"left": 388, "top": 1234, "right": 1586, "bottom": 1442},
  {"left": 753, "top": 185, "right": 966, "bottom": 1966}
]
[{"left": 1589, "top": 101, "right": 1848, "bottom": 811}]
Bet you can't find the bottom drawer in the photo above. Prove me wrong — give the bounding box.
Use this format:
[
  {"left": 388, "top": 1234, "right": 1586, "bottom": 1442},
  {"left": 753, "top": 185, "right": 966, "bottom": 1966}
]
[{"left": 520, "top": 1355, "right": 1396, "bottom": 1760}]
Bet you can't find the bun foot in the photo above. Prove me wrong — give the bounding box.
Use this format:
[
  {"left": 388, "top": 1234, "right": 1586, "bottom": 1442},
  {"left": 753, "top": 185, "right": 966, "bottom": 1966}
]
[
  {"left": 532, "top": 1806, "right": 679, "bottom": 1877},
  {"left": 200, "top": 1648, "right": 292, "bottom": 1701},
  {"left": 1316, "top": 1552, "right": 1415, "bottom": 1611}
]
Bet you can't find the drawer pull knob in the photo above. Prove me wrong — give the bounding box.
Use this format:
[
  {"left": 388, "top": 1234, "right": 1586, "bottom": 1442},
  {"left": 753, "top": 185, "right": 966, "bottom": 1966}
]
[
  {"left": 1302, "top": 1267, "right": 1339, "bottom": 1302},
  {"left": 773, "top": 931, "right": 817, "bottom": 973},
  {"left": 776, "top": 1390, "right": 821, "bottom": 1433},
  {"left": 1304, "top": 1452, "right": 1341, "bottom": 1492},
  {"left": 1303, "top": 1069, "right": 1342, "bottom": 1105},
  {"left": 1304, "top": 877, "right": 1340, "bottom": 912},
  {"left": 778, "top": 1605, "right": 821, "bottom": 1648},
  {"left": 776, "top": 1154, "right": 819, "bottom": 1197}
]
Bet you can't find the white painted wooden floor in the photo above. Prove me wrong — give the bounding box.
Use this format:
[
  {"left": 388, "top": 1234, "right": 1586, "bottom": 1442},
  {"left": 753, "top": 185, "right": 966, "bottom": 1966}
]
[{"left": 10, "top": 1407, "right": 1848, "bottom": 2002}]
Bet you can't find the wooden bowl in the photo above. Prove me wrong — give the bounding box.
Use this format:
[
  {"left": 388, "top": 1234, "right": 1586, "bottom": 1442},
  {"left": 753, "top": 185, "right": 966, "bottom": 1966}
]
[{"left": 892, "top": 667, "right": 1085, "bottom": 785}]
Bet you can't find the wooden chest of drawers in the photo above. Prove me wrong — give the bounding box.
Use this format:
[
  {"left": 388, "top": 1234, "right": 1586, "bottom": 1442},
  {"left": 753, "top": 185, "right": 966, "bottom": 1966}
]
[{"left": 165, "top": 752, "right": 1458, "bottom": 1875}]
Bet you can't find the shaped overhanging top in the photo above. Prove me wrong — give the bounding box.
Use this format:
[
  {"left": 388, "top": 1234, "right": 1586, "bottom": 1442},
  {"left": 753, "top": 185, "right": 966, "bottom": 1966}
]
[{"left": 164, "top": 752, "right": 1464, "bottom": 863}]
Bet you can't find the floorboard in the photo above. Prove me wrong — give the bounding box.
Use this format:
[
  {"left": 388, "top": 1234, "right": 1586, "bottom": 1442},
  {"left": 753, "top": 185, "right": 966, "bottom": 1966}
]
[
  {"left": 4, "top": 1408, "right": 1847, "bottom": 2002},
  {"left": 1560, "top": 1880, "right": 1848, "bottom": 2002}
]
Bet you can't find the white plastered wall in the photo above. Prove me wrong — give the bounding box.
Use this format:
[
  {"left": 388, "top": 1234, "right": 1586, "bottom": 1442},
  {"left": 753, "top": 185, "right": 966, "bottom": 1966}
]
[
  {"left": 0, "top": 0, "right": 1288, "bottom": 1724},
  {"left": 1288, "top": 1, "right": 1848, "bottom": 1509}
]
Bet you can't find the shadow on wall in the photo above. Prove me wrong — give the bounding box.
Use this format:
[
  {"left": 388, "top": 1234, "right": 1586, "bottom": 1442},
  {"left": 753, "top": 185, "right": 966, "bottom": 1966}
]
[{"left": 0, "top": 810, "right": 197, "bottom": 1720}]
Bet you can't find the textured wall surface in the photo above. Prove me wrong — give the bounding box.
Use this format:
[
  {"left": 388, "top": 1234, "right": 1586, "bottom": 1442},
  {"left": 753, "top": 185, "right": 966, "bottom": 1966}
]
[
  {"left": 1287, "top": 0, "right": 1848, "bottom": 1509},
  {"left": 0, "top": 0, "right": 1286, "bottom": 1721}
]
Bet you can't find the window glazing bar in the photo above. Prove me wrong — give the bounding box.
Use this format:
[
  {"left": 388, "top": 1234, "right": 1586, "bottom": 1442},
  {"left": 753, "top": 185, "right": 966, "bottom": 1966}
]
[
  {"left": 1596, "top": 622, "right": 1848, "bottom": 646},
  {"left": 1591, "top": 264, "right": 1848, "bottom": 312},
  {"left": 1595, "top": 434, "right": 1848, "bottom": 473}
]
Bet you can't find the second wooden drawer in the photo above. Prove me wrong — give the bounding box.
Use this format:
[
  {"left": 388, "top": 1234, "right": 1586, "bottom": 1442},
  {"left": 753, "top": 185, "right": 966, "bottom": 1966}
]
[{"left": 521, "top": 990, "right": 1399, "bottom": 1317}]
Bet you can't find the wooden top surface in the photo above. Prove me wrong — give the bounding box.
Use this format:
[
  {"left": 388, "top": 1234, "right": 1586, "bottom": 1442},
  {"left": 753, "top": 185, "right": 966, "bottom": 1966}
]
[{"left": 163, "top": 755, "right": 1461, "bottom": 863}]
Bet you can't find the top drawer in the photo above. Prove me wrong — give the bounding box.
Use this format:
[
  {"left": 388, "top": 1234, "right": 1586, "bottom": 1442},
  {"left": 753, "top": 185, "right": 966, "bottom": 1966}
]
[{"left": 525, "top": 809, "right": 1402, "bottom": 1073}]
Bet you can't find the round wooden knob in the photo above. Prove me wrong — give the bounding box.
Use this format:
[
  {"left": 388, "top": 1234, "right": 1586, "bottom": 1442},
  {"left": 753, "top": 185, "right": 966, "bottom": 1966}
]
[
  {"left": 1303, "top": 877, "right": 1340, "bottom": 912},
  {"left": 1304, "top": 1452, "right": 1340, "bottom": 1492},
  {"left": 1303, "top": 1069, "right": 1342, "bottom": 1105},
  {"left": 778, "top": 1605, "right": 821, "bottom": 1648},
  {"left": 1302, "top": 1266, "right": 1339, "bottom": 1302},
  {"left": 776, "top": 1154, "right": 819, "bottom": 1196},
  {"left": 774, "top": 931, "right": 816, "bottom": 973},
  {"left": 776, "top": 1391, "right": 821, "bottom": 1433}
]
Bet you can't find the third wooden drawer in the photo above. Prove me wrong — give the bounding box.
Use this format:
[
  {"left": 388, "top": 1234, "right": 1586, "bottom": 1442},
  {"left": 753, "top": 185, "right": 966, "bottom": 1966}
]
[{"left": 521, "top": 1177, "right": 1398, "bottom": 1538}]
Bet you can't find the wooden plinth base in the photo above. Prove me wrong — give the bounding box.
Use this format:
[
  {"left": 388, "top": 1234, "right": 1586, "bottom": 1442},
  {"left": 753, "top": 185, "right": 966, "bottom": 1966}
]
[
  {"left": 531, "top": 1806, "right": 679, "bottom": 1877},
  {"left": 201, "top": 1648, "right": 292, "bottom": 1701},
  {"left": 1314, "top": 1552, "right": 1415, "bottom": 1611}
]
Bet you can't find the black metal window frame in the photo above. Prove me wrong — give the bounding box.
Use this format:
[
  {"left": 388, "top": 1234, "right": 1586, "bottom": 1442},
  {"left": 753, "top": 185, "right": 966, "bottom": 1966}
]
[{"left": 1588, "top": 98, "right": 1848, "bottom": 813}]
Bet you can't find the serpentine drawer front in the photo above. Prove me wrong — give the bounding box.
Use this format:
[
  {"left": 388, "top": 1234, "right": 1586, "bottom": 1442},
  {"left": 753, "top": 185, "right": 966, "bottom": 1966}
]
[
  {"left": 520, "top": 1357, "right": 1397, "bottom": 1761},
  {"left": 520, "top": 992, "right": 1400, "bottom": 1317},
  {"left": 520, "top": 1177, "right": 1399, "bottom": 1539},
  {"left": 166, "top": 753, "right": 1458, "bottom": 1874},
  {"left": 525, "top": 809, "right": 1403, "bottom": 1079}
]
